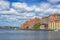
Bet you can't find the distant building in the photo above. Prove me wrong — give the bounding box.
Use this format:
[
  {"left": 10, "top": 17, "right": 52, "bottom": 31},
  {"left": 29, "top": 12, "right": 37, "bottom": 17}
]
[
  {"left": 40, "top": 16, "right": 49, "bottom": 29},
  {"left": 20, "top": 17, "right": 40, "bottom": 29},
  {"left": 20, "top": 14, "right": 60, "bottom": 30},
  {"left": 41, "top": 16, "right": 49, "bottom": 24},
  {"left": 48, "top": 14, "right": 60, "bottom": 30},
  {"left": 40, "top": 14, "right": 60, "bottom": 30}
]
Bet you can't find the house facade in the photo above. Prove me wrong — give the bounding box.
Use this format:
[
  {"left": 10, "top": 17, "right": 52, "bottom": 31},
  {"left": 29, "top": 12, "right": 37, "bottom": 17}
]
[
  {"left": 20, "top": 14, "right": 60, "bottom": 30},
  {"left": 40, "top": 14, "right": 60, "bottom": 30},
  {"left": 48, "top": 14, "right": 60, "bottom": 30},
  {"left": 20, "top": 17, "right": 40, "bottom": 29},
  {"left": 40, "top": 16, "right": 49, "bottom": 29}
]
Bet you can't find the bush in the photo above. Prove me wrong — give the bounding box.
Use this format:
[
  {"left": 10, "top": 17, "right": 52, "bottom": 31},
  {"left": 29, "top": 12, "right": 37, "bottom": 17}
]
[{"left": 33, "top": 23, "right": 40, "bottom": 29}]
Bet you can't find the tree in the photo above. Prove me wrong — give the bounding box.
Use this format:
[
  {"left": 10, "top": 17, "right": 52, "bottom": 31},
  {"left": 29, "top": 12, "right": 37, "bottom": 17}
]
[{"left": 33, "top": 23, "right": 40, "bottom": 29}]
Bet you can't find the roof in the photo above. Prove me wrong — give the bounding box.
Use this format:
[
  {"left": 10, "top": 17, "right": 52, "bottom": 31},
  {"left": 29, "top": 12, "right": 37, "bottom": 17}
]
[
  {"left": 49, "top": 14, "right": 60, "bottom": 16},
  {"left": 42, "top": 14, "right": 60, "bottom": 19},
  {"left": 42, "top": 16, "right": 48, "bottom": 19}
]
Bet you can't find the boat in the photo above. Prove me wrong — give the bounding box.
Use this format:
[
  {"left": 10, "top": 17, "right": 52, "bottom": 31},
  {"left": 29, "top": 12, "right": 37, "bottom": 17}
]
[{"left": 54, "top": 29, "right": 59, "bottom": 32}]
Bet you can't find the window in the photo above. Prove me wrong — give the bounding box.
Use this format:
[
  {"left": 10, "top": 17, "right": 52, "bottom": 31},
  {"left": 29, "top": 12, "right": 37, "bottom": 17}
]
[{"left": 57, "top": 16, "right": 60, "bottom": 20}]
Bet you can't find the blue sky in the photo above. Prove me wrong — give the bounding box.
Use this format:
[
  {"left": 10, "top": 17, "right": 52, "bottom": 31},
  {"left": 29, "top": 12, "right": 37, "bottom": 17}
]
[{"left": 0, "top": 0, "right": 60, "bottom": 27}]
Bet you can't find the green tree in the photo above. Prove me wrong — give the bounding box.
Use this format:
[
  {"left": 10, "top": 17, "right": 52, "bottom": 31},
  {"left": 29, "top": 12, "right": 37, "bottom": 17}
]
[{"left": 33, "top": 23, "right": 40, "bottom": 29}]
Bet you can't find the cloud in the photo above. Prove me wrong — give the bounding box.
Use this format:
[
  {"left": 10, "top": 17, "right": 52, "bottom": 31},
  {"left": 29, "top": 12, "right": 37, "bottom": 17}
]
[
  {"left": 35, "top": 2, "right": 52, "bottom": 12},
  {"left": 12, "top": 2, "right": 49, "bottom": 17},
  {"left": 0, "top": 1, "right": 10, "bottom": 11},
  {"left": 25, "top": 5, "right": 36, "bottom": 11},
  {"left": 47, "top": 0, "right": 60, "bottom": 3},
  {"left": 12, "top": 2, "right": 60, "bottom": 17},
  {"left": 12, "top": 2, "right": 27, "bottom": 9},
  {"left": 0, "top": 1, "right": 60, "bottom": 20},
  {"left": 0, "top": 0, "right": 60, "bottom": 26},
  {"left": 35, "top": 2, "right": 60, "bottom": 16},
  {"left": 12, "top": 2, "right": 36, "bottom": 12},
  {"left": 55, "top": 5, "right": 60, "bottom": 8},
  {"left": 0, "top": 7, "right": 36, "bottom": 22},
  {"left": 0, "top": 8, "right": 18, "bottom": 15},
  {"left": 24, "top": 12, "right": 36, "bottom": 17},
  {"left": 34, "top": 2, "right": 52, "bottom": 16}
]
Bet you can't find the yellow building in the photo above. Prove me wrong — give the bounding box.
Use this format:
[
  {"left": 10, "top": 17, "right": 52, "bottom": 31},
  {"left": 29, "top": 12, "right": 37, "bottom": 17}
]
[
  {"left": 48, "top": 21, "right": 60, "bottom": 30},
  {"left": 48, "top": 22, "right": 56, "bottom": 29},
  {"left": 41, "top": 14, "right": 60, "bottom": 30},
  {"left": 20, "top": 14, "right": 60, "bottom": 30}
]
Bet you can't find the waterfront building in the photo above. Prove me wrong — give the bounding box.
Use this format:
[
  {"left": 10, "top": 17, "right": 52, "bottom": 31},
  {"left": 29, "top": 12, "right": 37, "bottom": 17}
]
[
  {"left": 40, "top": 16, "right": 49, "bottom": 29},
  {"left": 48, "top": 14, "right": 60, "bottom": 30},
  {"left": 41, "top": 16, "right": 49, "bottom": 24},
  {"left": 20, "top": 17, "right": 40, "bottom": 29},
  {"left": 20, "top": 14, "right": 60, "bottom": 30},
  {"left": 41, "top": 14, "right": 60, "bottom": 30}
]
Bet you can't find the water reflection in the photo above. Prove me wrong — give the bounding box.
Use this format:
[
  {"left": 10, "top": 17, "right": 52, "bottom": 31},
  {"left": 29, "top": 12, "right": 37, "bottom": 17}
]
[
  {"left": 32, "top": 31, "right": 48, "bottom": 40},
  {"left": 0, "top": 29, "right": 60, "bottom": 40}
]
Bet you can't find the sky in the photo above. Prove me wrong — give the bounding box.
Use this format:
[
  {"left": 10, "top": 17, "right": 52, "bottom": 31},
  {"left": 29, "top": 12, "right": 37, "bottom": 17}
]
[{"left": 0, "top": 0, "right": 60, "bottom": 27}]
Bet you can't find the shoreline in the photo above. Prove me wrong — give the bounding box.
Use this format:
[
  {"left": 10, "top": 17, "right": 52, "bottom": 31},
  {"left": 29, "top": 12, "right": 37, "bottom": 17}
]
[
  {"left": 19, "top": 29, "right": 54, "bottom": 31},
  {"left": 0, "top": 28, "right": 58, "bottom": 31}
]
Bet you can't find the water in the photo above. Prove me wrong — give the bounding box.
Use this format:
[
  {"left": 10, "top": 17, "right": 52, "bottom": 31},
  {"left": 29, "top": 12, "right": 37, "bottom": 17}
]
[{"left": 0, "top": 29, "right": 60, "bottom": 40}]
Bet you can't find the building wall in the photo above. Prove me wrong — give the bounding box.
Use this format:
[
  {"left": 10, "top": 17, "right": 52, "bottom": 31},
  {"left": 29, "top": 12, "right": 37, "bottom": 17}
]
[
  {"left": 49, "top": 15, "right": 57, "bottom": 21},
  {"left": 48, "top": 22, "right": 55, "bottom": 29},
  {"left": 57, "top": 16, "right": 60, "bottom": 20},
  {"left": 44, "top": 14, "right": 60, "bottom": 30},
  {"left": 20, "top": 14, "right": 60, "bottom": 29},
  {"left": 20, "top": 17, "right": 40, "bottom": 29},
  {"left": 41, "top": 16, "right": 49, "bottom": 24},
  {"left": 48, "top": 21, "right": 60, "bottom": 30},
  {"left": 40, "top": 25, "right": 45, "bottom": 29}
]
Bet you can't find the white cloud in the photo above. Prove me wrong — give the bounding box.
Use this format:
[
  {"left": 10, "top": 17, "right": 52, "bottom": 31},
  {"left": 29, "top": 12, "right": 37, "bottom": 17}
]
[
  {"left": 0, "top": 1, "right": 60, "bottom": 22},
  {"left": 35, "top": 2, "right": 60, "bottom": 16},
  {"left": 12, "top": 2, "right": 36, "bottom": 12},
  {"left": 7, "top": 17, "right": 17, "bottom": 20},
  {"left": 0, "top": 1, "right": 10, "bottom": 11},
  {"left": 12, "top": 2, "right": 28, "bottom": 13},
  {"left": 0, "top": 8, "right": 35, "bottom": 21},
  {"left": 39, "top": 2, "right": 51, "bottom": 9},
  {"left": 0, "top": 0, "right": 60, "bottom": 26},
  {"left": 12, "top": 2, "right": 51, "bottom": 17},
  {"left": 35, "top": 2, "right": 52, "bottom": 13},
  {"left": 56, "top": 5, "right": 60, "bottom": 8},
  {"left": 47, "top": 0, "right": 60, "bottom": 3},
  {"left": 31, "top": 16, "right": 41, "bottom": 19},
  {"left": 24, "top": 12, "right": 35, "bottom": 17},
  {"left": 25, "top": 5, "right": 36, "bottom": 11},
  {"left": 0, "top": 8, "right": 18, "bottom": 15},
  {"left": 12, "top": 2, "right": 60, "bottom": 18},
  {"left": 12, "top": 2, "right": 27, "bottom": 9},
  {"left": 0, "top": 14, "right": 27, "bottom": 21}
]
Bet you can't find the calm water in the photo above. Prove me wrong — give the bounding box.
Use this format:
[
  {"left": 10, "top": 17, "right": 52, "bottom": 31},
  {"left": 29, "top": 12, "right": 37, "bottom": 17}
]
[{"left": 0, "top": 29, "right": 60, "bottom": 40}]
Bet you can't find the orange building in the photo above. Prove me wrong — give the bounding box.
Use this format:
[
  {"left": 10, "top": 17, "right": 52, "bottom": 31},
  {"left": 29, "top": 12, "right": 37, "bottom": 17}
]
[
  {"left": 40, "top": 14, "right": 60, "bottom": 30},
  {"left": 40, "top": 16, "right": 49, "bottom": 29},
  {"left": 20, "top": 14, "right": 60, "bottom": 30},
  {"left": 20, "top": 17, "right": 40, "bottom": 29},
  {"left": 20, "top": 21, "right": 29, "bottom": 29},
  {"left": 48, "top": 14, "right": 60, "bottom": 30},
  {"left": 41, "top": 16, "right": 49, "bottom": 24}
]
